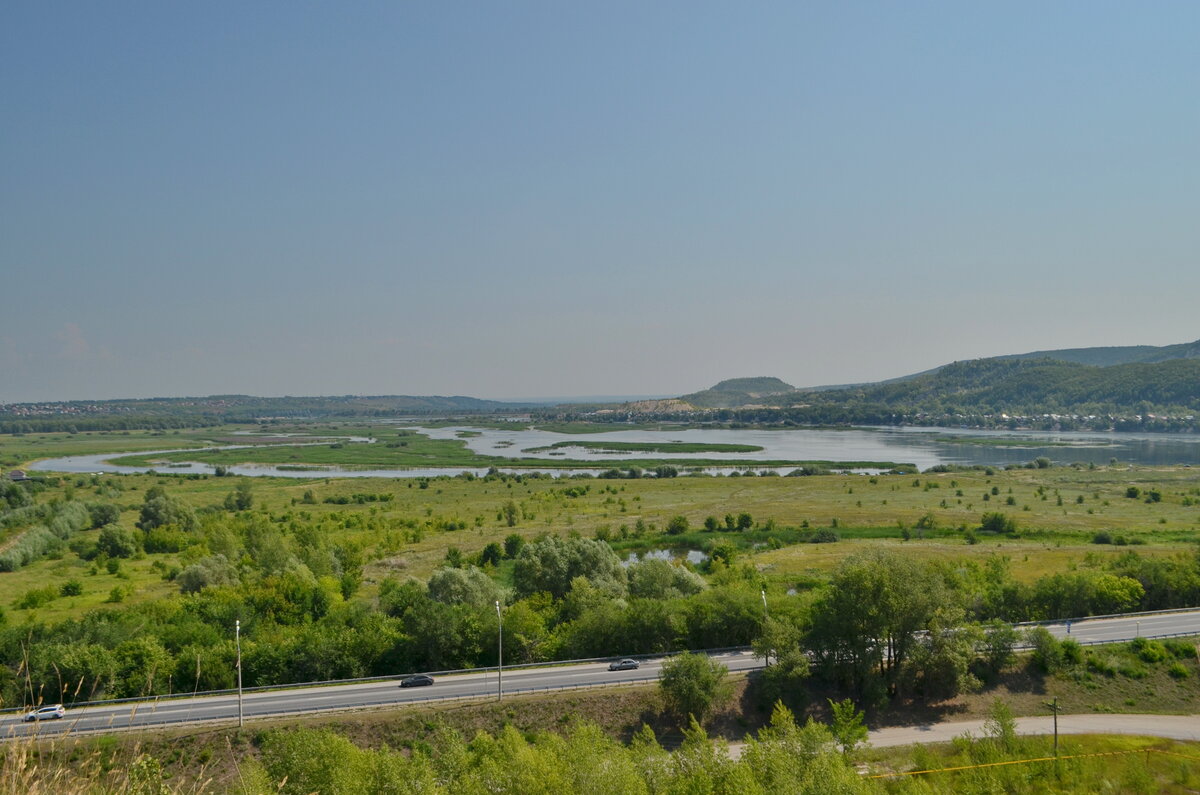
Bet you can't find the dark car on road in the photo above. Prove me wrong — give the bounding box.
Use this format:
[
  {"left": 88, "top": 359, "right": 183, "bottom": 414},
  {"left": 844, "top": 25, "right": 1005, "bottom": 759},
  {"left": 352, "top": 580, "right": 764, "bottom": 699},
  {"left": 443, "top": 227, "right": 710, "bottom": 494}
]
[
  {"left": 399, "top": 674, "right": 435, "bottom": 688},
  {"left": 608, "top": 659, "right": 639, "bottom": 671}
]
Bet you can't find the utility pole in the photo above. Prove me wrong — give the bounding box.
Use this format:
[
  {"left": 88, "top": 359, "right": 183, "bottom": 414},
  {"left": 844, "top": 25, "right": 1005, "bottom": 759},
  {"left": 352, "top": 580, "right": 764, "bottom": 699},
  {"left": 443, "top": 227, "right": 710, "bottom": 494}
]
[
  {"left": 1045, "top": 697, "right": 1059, "bottom": 757},
  {"left": 495, "top": 600, "right": 503, "bottom": 702},
  {"left": 236, "top": 619, "right": 244, "bottom": 728}
]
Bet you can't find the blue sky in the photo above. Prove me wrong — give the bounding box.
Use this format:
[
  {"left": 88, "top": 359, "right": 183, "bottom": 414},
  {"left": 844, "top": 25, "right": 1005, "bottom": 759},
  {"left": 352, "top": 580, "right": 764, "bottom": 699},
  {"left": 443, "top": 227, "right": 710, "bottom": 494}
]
[{"left": 3, "top": 2, "right": 1199, "bottom": 402}]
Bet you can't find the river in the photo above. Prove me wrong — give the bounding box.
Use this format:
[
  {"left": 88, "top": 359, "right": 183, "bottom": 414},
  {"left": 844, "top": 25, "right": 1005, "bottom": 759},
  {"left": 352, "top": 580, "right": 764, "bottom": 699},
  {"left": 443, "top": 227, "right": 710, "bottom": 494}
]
[{"left": 25, "top": 425, "right": 1200, "bottom": 479}]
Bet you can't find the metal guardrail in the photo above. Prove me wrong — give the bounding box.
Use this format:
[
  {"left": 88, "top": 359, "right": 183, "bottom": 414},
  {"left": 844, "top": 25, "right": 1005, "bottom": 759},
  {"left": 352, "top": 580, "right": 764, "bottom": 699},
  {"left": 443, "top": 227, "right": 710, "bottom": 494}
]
[
  {"left": 8, "top": 671, "right": 692, "bottom": 739},
  {"left": 11, "top": 612, "right": 1200, "bottom": 726},
  {"left": 1011, "top": 606, "right": 1200, "bottom": 628},
  {"left": 8, "top": 646, "right": 756, "bottom": 716}
]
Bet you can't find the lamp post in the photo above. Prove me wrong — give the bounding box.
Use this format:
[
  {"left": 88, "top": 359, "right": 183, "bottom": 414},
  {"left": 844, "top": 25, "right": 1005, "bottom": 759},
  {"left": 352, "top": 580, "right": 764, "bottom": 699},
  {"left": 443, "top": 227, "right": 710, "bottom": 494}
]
[
  {"left": 235, "top": 619, "right": 244, "bottom": 728},
  {"left": 761, "top": 589, "right": 770, "bottom": 666},
  {"left": 495, "top": 600, "right": 503, "bottom": 702}
]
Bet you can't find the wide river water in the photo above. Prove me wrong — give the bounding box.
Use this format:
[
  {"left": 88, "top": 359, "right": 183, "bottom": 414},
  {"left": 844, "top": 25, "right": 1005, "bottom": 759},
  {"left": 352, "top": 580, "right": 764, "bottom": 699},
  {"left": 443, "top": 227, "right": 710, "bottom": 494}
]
[{"left": 25, "top": 425, "right": 1200, "bottom": 479}]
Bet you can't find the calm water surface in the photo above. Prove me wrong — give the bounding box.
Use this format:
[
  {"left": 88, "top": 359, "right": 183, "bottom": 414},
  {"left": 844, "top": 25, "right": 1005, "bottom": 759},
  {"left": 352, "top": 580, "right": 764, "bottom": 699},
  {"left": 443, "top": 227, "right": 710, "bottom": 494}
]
[{"left": 27, "top": 425, "right": 1200, "bottom": 478}]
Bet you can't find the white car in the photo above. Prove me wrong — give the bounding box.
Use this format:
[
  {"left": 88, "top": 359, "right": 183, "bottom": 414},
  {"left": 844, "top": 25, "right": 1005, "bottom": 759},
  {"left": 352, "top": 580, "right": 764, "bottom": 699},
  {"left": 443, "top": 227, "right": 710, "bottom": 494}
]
[{"left": 24, "top": 704, "right": 66, "bottom": 722}]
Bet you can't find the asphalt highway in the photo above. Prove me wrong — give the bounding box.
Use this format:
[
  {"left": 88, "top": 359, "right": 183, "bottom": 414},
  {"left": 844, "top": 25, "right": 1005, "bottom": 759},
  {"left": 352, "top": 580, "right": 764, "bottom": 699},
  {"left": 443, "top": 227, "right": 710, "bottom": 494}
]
[
  {"left": 8, "top": 650, "right": 764, "bottom": 739},
  {"left": 8, "top": 610, "right": 1199, "bottom": 739}
]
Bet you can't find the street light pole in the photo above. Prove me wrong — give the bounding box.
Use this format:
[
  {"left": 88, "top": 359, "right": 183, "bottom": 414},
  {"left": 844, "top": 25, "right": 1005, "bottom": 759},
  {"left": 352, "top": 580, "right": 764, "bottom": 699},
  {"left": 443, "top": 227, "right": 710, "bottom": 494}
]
[
  {"left": 495, "top": 600, "right": 503, "bottom": 702},
  {"left": 235, "top": 619, "right": 244, "bottom": 728},
  {"left": 761, "top": 589, "right": 770, "bottom": 666}
]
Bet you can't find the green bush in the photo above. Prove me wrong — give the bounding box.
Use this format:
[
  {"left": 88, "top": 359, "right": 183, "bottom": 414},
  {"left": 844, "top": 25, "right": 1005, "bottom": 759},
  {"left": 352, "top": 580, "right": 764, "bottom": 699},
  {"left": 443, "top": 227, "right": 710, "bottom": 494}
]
[
  {"left": 16, "top": 585, "right": 58, "bottom": 609},
  {"left": 1130, "top": 638, "right": 1168, "bottom": 664},
  {"left": 1086, "top": 653, "right": 1118, "bottom": 677},
  {"left": 1167, "top": 662, "right": 1189, "bottom": 679},
  {"left": 1027, "top": 627, "right": 1064, "bottom": 672}
]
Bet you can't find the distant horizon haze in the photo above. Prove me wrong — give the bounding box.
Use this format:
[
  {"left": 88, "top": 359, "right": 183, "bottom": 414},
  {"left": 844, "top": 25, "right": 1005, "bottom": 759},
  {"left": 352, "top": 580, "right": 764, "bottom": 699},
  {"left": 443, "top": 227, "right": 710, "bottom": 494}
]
[{"left": 4, "top": 3, "right": 1199, "bottom": 404}]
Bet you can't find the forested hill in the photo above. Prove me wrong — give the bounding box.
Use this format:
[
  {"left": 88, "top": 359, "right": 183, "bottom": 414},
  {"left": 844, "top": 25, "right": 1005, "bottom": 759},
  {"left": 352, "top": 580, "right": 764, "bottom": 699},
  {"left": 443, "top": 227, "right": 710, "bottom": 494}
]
[
  {"left": 681, "top": 377, "right": 795, "bottom": 408},
  {"left": 994, "top": 338, "right": 1200, "bottom": 367},
  {"left": 0, "top": 394, "right": 534, "bottom": 433},
  {"left": 650, "top": 357, "right": 1200, "bottom": 431},
  {"left": 790, "top": 357, "right": 1200, "bottom": 415}
]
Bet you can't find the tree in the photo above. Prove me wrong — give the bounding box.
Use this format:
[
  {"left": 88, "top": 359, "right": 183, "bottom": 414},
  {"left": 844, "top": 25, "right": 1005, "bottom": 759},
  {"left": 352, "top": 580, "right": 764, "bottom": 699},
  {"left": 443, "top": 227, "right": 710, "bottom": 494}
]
[
  {"left": 177, "top": 554, "right": 239, "bottom": 594},
  {"left": 96, "top": 524, "right": 139, "bottom": 558},
  {"left": 478, "top": 541, "right": 503, "bottom": 567},
  {"left": 979, "top": 512, "right": 1016, "bottom": 535},
  {"left": 827, "top": 698, "right": 868, "bottom": 755},
  {"left": 427, "top": 566, "right": 504, "bottom": 608},
  {"left": 503, "top": 533, "right": 524, "bottom": 559},
  {"left": 502, "top": 500, "right": 519, "bottom": 527},
  {"left": 512, "top": 535, "right": 626, "bottom": 599},
  {"left": 87, "top": 502, "right": 121, "bottom": 529},
  {"left": 136, "top": 487, "right": 197, "bottom": 533},
  {"left": 224, "top": 481, "right": 253, "bottom": 511},
  {"left": 736, "top": 512, "right": 754, "bottom": 531},
  {"left": 627, "top": 558, "right": 705, "bottom": 600},
  {"left": 665, "top": 515, "right": 690, "bottom": 535},
  {"left": 807, "top": 549, "right": 957, "bottom": 699},
  {"left": 659, "top": 652, "right": 732, "bottom": 724}
]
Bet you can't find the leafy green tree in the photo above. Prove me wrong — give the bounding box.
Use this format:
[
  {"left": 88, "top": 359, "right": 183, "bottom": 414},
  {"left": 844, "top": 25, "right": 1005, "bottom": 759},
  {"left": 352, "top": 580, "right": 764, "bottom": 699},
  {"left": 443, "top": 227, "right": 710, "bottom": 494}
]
[
  {"left": 1026, "top": 626, "right": 1065, "bottom": 672},
  {"left": 665, "top": 515, "right": 690, "bottom": 535},
  {"left": 503, "top": 533, "right": 524, "bottom": 558},
  {"left": 96, "top": 524, "right": 139, "bottom": 558},
  {"left": 224, "top": 481, "right": 253, "bottom": 511},
  {"left": 828, "top": 698, "right": 869, "bottom": 755},
  {"left": 807, "top": 549, "right": 957, "bottom": 699},
  {"left": 981, "top": 619, "right": 1019, "bottom": 676},
  {"left": 754, "top": 617, "right": 811, "bottom": 711},
  {"left": 502, "top": 500, "right": 519, "bottom": 527},
  {"left": 478, "top": 541, "right": 503, "bottom": 567},
  {"left": 512, "top": 535, "right": 626, "bottom": 599},
  {"left": 87, "top": 502, "right": 121, "bottom": 528},
  {"left": 659, "top": 651, "right": 732, "bottom": 724},
  {"left": 627, "top": 558, "right": 705, "bottom": 600},
  {"left": 136, "top": 486, "right": 197, "bottom": 533},
  {"left": 177, "top": 554, "right": 239, "bottom": 594},
  {"left": 979, "top": 512, "right": 1016, "bottom": 534},
  {"left": 427, "top": 565, "right": 504, "bottom": 608}
]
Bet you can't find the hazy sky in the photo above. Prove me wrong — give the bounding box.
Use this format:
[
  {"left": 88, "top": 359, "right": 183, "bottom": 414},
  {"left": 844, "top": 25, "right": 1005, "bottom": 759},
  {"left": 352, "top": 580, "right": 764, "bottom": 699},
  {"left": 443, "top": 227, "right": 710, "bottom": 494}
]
[{"left": 3, "top": 2, "right": 1199, "bottom": 403}]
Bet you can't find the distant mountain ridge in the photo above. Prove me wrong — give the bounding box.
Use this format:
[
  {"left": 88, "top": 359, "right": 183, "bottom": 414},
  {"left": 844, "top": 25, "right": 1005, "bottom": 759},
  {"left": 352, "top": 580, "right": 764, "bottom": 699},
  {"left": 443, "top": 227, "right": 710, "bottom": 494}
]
[
  {"left": 994, "top": 339, "right": 1200, "bottom": 367},
  {"left": 681, "top": 377, "right": 795, "bottom": 409},
  {"left": 668, "top": 339, "right": 1200, "bottom": 429}
]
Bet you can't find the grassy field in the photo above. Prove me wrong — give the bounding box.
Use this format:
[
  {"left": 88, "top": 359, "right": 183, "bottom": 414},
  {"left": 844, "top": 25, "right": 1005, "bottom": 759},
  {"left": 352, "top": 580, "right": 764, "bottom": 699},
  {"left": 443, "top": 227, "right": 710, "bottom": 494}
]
[
  {"left": 3, "top": 456, "right": 1199, "bottom": 619},
  {"left": 0, "top": 428, "right": 231, "bottom": 469}
]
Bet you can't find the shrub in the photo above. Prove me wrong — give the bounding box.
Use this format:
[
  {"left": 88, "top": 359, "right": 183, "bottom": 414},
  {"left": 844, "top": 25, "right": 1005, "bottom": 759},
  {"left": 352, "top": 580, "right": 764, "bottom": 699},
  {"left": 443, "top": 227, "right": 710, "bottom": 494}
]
[
  {"left": 1027, "top": 627, "right": 1064, "bottom": 672},
  {"left": 1086, "top": 653, "right": 1118, "bottom": 677},
  {"left": 809, "top": 529, "right": 840, "bottom": 544},
  {"left": 16, "top": 585, "right": 58, "bottom": 609},
  {"left": 666, "top": 515, "right": 690, "bottom": 535},
  {"left": 59, "top": 579, "right": 84, "bottom": 597},
  {"left": 1118, "top": 663, "right": 1149, "bottom": 679},
  {"left": 1168, "top": 662, "right": 1189, "bottom": 679},
  {"left": 1131, "top": 638, "right": 1168, "bottom": 664}
]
